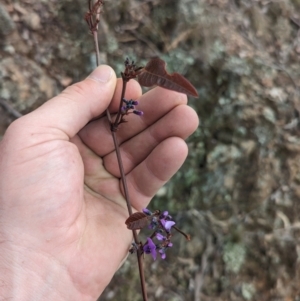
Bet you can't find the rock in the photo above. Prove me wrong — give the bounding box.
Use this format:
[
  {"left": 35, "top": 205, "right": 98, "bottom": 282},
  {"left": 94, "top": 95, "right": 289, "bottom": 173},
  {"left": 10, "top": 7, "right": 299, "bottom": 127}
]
[
  {"left": 23, "top": 12, "right": 41, "bottom": 30},
  {"left": 0, "top": 57, "right": 58, "bottom": 111}
]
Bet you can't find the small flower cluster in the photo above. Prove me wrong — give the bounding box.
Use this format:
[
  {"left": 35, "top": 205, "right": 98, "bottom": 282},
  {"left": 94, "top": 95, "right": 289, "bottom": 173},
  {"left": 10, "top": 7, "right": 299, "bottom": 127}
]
[
  {"left": 123, "top": 58, "right": 143, "bottom": 80},
  {"left": 121, "top": 98, "right": 143, "bottom": 116},
  {"left": 142, "top": 209, "right": 176, "bottom": 260},
  {"left": 127, "top": 208, "right": 190, "bottom": 260}
]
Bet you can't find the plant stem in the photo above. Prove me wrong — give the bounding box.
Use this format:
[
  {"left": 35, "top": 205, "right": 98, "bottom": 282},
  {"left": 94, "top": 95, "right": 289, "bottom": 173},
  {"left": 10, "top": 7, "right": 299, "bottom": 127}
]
[
  {"left": 109, "top": 128, "right": 148, "bottom": 301},
  {"left": 173, "top": 225, "right": 191, "bottom": 240},
  {"left": 90, "top": 9, "right": 148, "bottom": 300},
  {"left": 0, "top": 97, "right": 22, "bottom": 119},
  {"left": 93, "top": 31, "right": 101, "bottom": 67},
  {"left": 111, "top": 78, "right": 127, "bottom": 131}
]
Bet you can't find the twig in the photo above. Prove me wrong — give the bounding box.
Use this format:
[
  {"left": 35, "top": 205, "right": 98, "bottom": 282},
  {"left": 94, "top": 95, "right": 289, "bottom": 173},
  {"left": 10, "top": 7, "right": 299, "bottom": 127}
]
[
  {"left": 112, "top": 79, "right": 128, "bottom": 130},
  {"left": 290, "top": 16, "right": 300, "bottom": 28},
  {"left": 165, "top": 28, "right": 194, "bottom": 52},
  {"left": 0, "top": 98, "right": 23, "bottom": 119},
  {"left": 86, "top": 1, "right": 148, "bottom": 300},
  {"left": 194, "top": 236, "right": 213, "bottom": 301},
  {"left": 108, "top": 125, "right": 148, "bottom": 300},
  {"left": 129, "top": 29, "right": 160, "bottom": 56}
]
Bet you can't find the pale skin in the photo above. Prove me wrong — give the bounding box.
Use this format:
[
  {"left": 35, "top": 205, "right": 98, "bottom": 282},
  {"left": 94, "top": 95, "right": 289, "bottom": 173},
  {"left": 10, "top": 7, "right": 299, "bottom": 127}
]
[{"left": 0, "top": 65, "right": 199, "bottom": 301}]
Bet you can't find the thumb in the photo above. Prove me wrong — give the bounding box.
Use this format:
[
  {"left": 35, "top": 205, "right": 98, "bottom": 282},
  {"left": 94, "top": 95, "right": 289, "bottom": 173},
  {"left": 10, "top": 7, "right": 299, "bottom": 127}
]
[{"left": 21, "top": 65, "right": 117, "bottom": 139}]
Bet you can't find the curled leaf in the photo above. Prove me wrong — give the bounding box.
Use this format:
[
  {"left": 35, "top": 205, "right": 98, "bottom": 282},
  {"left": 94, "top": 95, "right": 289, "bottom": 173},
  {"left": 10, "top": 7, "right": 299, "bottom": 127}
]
[
  {"left": 125, "top": 212, "right": 150, "bottom": 230},
  {"left": 137, "top": 57, "right": 198, "bottom": 97}
]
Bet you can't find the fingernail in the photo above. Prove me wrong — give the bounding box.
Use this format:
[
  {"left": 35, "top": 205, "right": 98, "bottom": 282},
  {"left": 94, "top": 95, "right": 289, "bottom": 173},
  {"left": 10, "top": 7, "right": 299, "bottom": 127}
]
[{"left": 88, "top": 65, "right": 113, "bottom": 83}]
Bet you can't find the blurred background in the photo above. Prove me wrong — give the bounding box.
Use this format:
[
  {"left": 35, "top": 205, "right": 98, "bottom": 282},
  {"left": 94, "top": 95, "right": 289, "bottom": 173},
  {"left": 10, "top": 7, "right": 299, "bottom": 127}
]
[{"left": 1, "top": 0, "right": 300, "bottom": 300}]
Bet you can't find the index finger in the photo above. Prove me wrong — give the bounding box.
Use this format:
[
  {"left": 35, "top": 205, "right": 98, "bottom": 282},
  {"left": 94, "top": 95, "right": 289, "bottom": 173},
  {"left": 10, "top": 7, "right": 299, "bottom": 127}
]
[{"left": 15, "top": 65, "right": 117, "bottom": 140}]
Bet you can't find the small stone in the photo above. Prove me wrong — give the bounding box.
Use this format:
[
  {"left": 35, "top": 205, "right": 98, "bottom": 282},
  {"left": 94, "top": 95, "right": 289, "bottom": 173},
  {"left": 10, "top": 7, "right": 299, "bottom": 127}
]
[
  {"left": 23, "top": 12, "right": 41, "bottom": 30},
  {"left": 59, "top": 76, "right": 73, "bottom": 87},
  {"left": 3, "top": 45, "right": 15, "bottom": 54}
]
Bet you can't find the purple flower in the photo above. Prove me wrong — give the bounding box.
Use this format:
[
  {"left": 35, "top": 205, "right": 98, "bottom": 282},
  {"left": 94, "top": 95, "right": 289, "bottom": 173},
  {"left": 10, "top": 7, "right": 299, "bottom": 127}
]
[
  {"left": 159, "top": 249, "right": 167, "bottom": 259},
  {"left": 133, "top": 110, "right": 143, "bottom": 116},
  {"left": 121, "top": 98, "right": 141, "bottom": 115},
  {"left": 156, "top": 232, "right": 166, "bottom": 241},
  {"left": 143, "top": 237, "right": 157, "bottom": 260},
  {"left": 160, "top": 211, "right": 173, "bottom": 221},
  {"left": 158, "top": 242, "right": 173, "bottom": 259},
  {"left": 142, "top": 209, "right": 160, "bottom": 229},
  {"left": 160, "top": 219, "right": 176, "bottom": 232},
  {"left": 142, "top": 208, "right": 152, "bottom": 215},
  {"left": 161, "top": 211, "right": 169, "bottom": 217}
]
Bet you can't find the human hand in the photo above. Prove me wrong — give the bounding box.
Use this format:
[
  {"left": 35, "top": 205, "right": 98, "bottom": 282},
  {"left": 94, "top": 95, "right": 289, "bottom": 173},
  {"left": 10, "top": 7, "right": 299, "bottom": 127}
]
[{"left": 0, "top": 65, "right": 198, "bottom": 301}]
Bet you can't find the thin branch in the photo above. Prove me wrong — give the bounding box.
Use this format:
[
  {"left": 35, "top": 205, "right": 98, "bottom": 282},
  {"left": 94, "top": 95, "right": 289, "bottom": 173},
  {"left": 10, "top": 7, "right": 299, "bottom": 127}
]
[
  {"left": 0, "top": 98, "right": 23, "bottom": 119},
  {"left": 107, "top": 104, "right": 148, "bottom": 301},
  {"left": 93, "top": 31, "right": 101, "bottom": 66},
  {"left": 111, "top": 79, "right": 127, "bottom": 131},
  {"left": 129, "top": 29, "right": 160, "bottom": 56},
  {"left": 86, "top": 1, "right": 148, "bottom": 299},
  {"left": 290, "top": 16, "right": 300, "bottom": 27},
  {"left": 194, "top": 236, "right": 213, "bottom": 301},
  {"left": 164, "top": 28, "right": 194, "bottom": 52}
]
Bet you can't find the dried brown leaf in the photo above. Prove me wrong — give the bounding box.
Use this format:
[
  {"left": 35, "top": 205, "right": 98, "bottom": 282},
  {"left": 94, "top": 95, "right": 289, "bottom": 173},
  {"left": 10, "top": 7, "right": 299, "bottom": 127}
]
[
  {"left": 125, "top": 212, "right": 150, "bottom": 230},
  {"left": 138, "top": 57, "right": 198, "bottom": 97}
]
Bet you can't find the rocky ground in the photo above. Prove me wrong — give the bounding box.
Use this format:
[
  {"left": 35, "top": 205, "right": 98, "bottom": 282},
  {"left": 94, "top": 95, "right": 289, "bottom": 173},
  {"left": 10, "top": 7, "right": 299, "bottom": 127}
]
[{"left": 1, "top": 0, "right": 300, "bottom": 300}]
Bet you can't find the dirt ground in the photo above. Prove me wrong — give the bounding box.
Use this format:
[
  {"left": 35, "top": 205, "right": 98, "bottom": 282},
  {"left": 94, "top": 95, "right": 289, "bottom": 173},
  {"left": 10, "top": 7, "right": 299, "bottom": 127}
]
[{"left": 1, "top": 0, "right": 300, "bottom": 300}]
